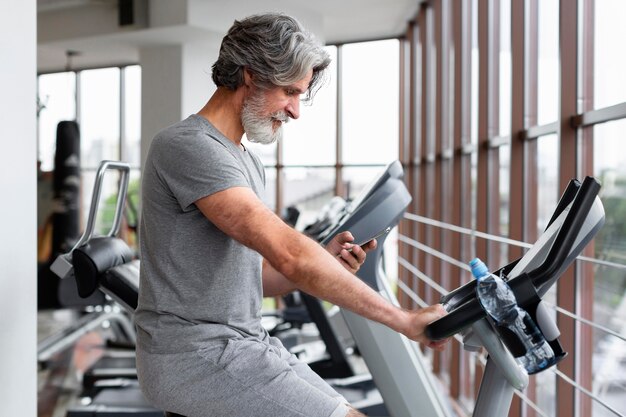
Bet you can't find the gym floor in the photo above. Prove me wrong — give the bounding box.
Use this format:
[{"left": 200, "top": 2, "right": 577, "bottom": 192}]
[{"left": 38, "top": 310, "right": 108, "bottom": 417}]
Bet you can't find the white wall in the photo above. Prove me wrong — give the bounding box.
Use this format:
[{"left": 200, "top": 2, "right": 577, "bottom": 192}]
[
  {"left": 139, "top": 44, "right": 184, "bottom": 168},
  {"left": 139, "top": 39, "right": 220, "bottom": 168},
  {"left": 0, "top": 0, "right": 37, "bottom": 415},
  {"left": 181, "top": 39, "right": 220, "bottom": 117}
]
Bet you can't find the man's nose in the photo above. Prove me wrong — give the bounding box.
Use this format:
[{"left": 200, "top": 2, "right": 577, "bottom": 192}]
[{"left": 286, "top": 97, "right": 300, "bottom": 120}]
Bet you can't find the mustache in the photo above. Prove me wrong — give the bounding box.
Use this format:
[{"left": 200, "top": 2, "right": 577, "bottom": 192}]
[{"left": 271, "top": 112, "right": 289, "bottom": 123}]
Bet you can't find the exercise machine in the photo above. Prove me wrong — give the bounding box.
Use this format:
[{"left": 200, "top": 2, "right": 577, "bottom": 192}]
[
  {"left": 425, "top": 176, "right": 605, "bottom": 416},
  {"left": 49, "top": 161, "right": 162, "bottom": 416},
  {"left": 303, "top": 160, "right": 452, "bottom": 417},
  {"left": 38, "top": 156, "right": 135, "bottom": 366},
  {"left": 55, "top": 160, "right": 453, "bottom": 416}
]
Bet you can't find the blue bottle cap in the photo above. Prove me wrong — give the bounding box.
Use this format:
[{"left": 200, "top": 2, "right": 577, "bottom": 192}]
[{"left": 469, "top": 258, "right": 489, "bottom": 279}]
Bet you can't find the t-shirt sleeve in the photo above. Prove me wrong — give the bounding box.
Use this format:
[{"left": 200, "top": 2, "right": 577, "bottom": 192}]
[{"left": 152, "top": 129, "right": 250, "bottom": 211}]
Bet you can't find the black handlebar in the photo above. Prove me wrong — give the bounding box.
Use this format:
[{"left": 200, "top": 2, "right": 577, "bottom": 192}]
[
  {"left": 528, "top": 177, "right": 600, "bottom": 291},
  {"left": 425, "top": 176, "right": 601, "bottom": 341}
]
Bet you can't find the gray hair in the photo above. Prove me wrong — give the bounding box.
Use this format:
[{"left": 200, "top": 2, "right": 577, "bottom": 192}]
[{"left": 211, "top": 13, "right": 331, "bottom": 102}]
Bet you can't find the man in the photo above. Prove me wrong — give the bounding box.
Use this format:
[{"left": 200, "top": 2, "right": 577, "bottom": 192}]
[{"left": 135, "top": 13, "right": 448, "bottom": 417}]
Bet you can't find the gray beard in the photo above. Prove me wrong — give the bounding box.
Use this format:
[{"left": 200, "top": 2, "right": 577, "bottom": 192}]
[{"left": 241, "top": 93, "right": 288, "bottom": 145}]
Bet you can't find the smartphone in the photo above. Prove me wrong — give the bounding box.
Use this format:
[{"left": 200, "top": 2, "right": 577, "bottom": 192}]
[{"left": 347, "top": 226, "right": 391, "bottom": 252}]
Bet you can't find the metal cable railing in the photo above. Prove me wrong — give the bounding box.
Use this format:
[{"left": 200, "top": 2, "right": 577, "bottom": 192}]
[
  {"left": 403, "top": 212, "right": 626, "bottom": 271},
  {"left": 550, "top": 368, "right": 625, "bottom": 417},
  {"left": 397, "top": 255, "right": 450, "bottom": 297},
  {"left": 398, "top": 234, "right": 472, "bottom": 272},
  {"left": 549, "top": 304, "right": 626, "bottom": 344},
  {"left": 403, "top": 213, "right": 534, "bottom": 249}
]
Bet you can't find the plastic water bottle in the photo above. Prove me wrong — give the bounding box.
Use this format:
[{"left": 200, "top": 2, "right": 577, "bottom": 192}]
[{"left": 470, "top": 258, "right": 555, "bottom": 374}]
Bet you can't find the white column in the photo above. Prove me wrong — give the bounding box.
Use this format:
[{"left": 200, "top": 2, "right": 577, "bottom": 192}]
[
  {"left": 139, "top": 44, "right": 183, "bottom": 168},
  {"left": 0, "top": 0, "right": 37, "bottom": 415},
  {"left": 181, "top": 39, "right": 220, "bottom": 118},
  {"left": 139, "top": 39, "right": 220, "bottom": 169}
]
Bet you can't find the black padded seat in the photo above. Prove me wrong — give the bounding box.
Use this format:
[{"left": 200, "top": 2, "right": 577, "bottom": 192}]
[
  {"left": 165, "top": 413, "right": 187, "bottom": 417},
  {"left": 101, "top": 259, "right": 140, "bottom": 311},
  {"left": 72, "top": 236, "right": 135, "bottom": 299}
]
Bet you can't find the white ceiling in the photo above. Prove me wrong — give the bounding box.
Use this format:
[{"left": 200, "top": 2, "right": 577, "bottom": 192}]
[{"left": 37, "top": 0, "right": 422, "bottom": 73}]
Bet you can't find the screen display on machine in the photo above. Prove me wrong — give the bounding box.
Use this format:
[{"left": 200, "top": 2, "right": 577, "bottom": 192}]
[{"left": 346, "top": 161, "right": 396, "bottom": 214}]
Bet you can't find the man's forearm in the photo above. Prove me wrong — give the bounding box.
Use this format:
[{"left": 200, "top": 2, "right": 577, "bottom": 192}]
[
  {"left": 275, "top": 234, "right": 408, "bottom": 334},
  {"left": 262, "top": 259, "right": 298, "bottom": 297}
]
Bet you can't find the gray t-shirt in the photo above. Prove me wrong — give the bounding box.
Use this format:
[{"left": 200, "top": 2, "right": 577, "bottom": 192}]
[{"left": 135, "top": 114, "right": 268, "bottom": 354}]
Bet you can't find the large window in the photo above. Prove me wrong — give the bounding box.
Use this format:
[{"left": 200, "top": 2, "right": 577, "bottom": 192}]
[
  {"left": 80, "top": 68, "right": 121, "bottom": 168},
  {"left": 255, "top": 41, "right": 400, "bottom": 250},
  {"left": 535, "top": 134, "right": 559, "bottom": 235},
  {"left": 282, "top": 47, "right": 337, "bottom": 167},
  {"left": 592, "top": 120, "right": 626, "bottom": 417},
  {"left": 37, "top": 65, "right": 141, "bottom": 243},
  {"left": 594, "top": 1, "right": 626, "bottom": 109},
  {"left": 398, "top": 1, "right": 626, "bottom": 416},
  {"left": 536, "top": 0, "right": 559, "bottom": 125},
  {"left": 38, "top": 72, "right": 76, "bottom": 172},
  {"left": 341, "top": 40, "right": 399, "bottom": 166}
]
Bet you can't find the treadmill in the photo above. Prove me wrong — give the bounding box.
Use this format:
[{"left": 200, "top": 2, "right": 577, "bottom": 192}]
[{"left": 299, "top": 160, "right": 452, "bottom": 417}]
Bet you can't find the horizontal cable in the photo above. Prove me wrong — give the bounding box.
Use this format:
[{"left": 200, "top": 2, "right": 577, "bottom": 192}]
[
  {"left": 551, "top": 368, "right": 625, "bottom": 417},
  {"left": 577, "top": 255, "right": 626, "bottom": 272},
  {"left": 489, "top": 134, "right": 511, "bottom": 148},
  {"left": 403, "top": 213, "right": 533, "bottom": 249},
  {"left": 547, "top": 303, "right": 626, "bottom": 343},
  {"left": 399, "top": 235, "right": 471, "bottom": 273},
  {"left": 396, "top": 279, "right": 429, "bottom": 309},
  {"left": 398, "top": 234, "right": 467, "bottom": 270},
  {"left": 397, "top": 255, "right": 449, "bottom": 296},
  {"left": 511, "top": 389, "right": 551, "bottom": 417},
  {"left": 461, "top": 143, "right": 476, "bottom": 154}
]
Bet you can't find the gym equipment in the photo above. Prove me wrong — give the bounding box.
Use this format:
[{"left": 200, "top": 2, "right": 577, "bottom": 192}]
[
  {"left": 39, "top": 120, "right": 105, "bottom": 309},
  {"left": 45, "top": 161, "right": 159, "bottom": 416},
  {"left": 48, "top": 158, "right": 606, "bottom": 417},
  {"left": 58, "top": 160, "right": 446, "bottom": 416},
  {"left": 300, "top": 160, "right": 452, "bottom": 417},
  {"left": 52, "top": 121, "right": 81, "bottom": 258},
  {"left": 425, "top": 176, "right": 605, "bottom": 416},
  {"left": 38, "top": 155, "right": 133, "bottom": 365}
]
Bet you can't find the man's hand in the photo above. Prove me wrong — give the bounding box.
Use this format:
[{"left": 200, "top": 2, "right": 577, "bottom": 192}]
[
  {"left": 325, "top": 231, "right": 377, "bottom": 274},
  {"left": 397, "top": 304, "right": 450, "bottom": 351}
]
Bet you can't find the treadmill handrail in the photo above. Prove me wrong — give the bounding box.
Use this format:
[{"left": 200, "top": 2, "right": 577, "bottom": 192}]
[{"left": 526, "top": 176, "right": 600, "bottom": 289}]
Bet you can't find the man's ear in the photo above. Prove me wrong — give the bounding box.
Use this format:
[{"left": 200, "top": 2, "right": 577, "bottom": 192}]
[{"left": 243, "top": 67, "right": 254, "bottom": 87}]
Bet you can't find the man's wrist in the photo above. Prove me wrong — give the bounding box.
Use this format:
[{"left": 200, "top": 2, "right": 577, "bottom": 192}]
[{"left": 386, "top": 306, "right": 410, "bottom": 335}]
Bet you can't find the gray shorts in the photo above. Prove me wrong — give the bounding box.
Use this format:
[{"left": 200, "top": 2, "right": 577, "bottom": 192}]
[{"left": 136, "top": 336, "right": 349, "bottom": 417}]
